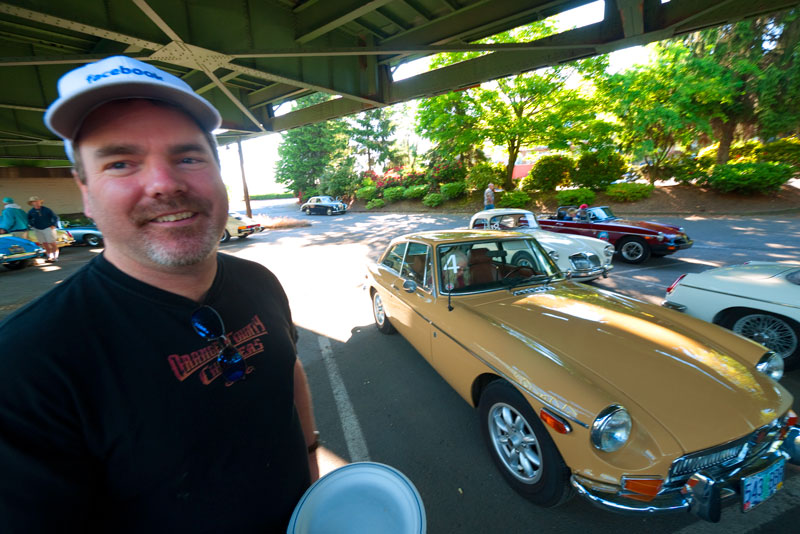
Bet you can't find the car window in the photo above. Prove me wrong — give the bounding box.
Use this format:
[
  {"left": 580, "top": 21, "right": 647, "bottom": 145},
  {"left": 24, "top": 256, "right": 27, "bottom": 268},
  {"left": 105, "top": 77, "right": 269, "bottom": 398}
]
[
  {"left": 381, "top": 242, "right": 407, "bottom": 273},
  {"left": 400, "top": 242, "right": 433, "bottom": 291},
  {"left": 490, "top": 216, "right": 516, "bottom": 230},
  {"left": 437, "top": 238, "right": 560, "bottom": 293},
  {"left": 471, "top": 218, "right": 488, "bottom": 230}
]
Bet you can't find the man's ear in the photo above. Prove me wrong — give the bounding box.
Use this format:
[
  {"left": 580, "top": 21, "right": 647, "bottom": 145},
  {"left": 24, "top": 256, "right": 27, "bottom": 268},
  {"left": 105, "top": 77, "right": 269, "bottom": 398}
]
[{"left": 72, "top": 170, "right": 92, "bottom": 218}]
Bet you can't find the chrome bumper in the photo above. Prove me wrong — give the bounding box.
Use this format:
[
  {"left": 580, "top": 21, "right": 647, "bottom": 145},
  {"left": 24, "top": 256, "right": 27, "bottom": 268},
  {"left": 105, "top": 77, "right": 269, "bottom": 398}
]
[
  {"left": 570, "top": 264, "right": 613, "bottom": 282},
  {"left": 572, "top": 432, "right": 799, "bottom": 523}
]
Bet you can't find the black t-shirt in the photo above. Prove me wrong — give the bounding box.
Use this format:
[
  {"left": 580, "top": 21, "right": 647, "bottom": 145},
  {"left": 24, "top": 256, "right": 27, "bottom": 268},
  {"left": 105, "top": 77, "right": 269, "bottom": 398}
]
[{"left": 0, "top": 253, "right": 310, "bottom": 533}]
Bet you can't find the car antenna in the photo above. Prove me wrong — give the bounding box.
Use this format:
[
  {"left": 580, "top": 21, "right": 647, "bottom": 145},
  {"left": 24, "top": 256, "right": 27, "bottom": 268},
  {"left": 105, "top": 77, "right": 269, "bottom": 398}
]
[{"left": 447, "top": 286, "right": 454, "bottom": 311}]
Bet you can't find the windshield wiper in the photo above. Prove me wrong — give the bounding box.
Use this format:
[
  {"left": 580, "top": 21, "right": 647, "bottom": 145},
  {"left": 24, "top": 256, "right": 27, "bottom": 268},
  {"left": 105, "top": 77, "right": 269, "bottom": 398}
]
[{"left": 501, "top": 273, "right": 553, "bottom": 290}]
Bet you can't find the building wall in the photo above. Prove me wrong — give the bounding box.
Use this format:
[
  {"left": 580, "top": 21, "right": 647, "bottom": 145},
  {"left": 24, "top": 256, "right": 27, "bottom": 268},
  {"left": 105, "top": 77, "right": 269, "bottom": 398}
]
[{"left": 0, "top": 167, "right": 83, "bottom": 216}]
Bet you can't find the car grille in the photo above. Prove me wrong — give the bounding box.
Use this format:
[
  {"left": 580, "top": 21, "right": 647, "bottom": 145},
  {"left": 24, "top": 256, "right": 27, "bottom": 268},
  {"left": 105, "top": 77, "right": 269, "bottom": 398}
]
[
  {"left": 673, "top": 236, "right": 690, "bottom": 245},
  {"left": 665, "top": 419, "right": 785, "bottom": 487},
  {"left": 569, "top": 252, "right": 601, "bottom": 271}
]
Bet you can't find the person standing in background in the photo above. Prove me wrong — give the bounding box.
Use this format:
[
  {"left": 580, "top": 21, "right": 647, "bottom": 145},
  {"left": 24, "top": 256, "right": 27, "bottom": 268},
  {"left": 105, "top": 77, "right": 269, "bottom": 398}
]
[
  {"left": 27, "top": 195, "right": 60, "bottom": 262},
  {"left": 484, "top": 183, "right": 496, "bottom": 210},
  {"left": 0, "top": 197, "right": 30, "bottom": 239}
]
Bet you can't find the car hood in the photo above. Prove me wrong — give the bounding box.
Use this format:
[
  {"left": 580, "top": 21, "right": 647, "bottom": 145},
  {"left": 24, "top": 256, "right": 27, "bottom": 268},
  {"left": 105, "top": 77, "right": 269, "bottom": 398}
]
[
  {"left": 602, "top": 218, "right": 683, "bottom": 234},
  {"left": 466, "top": 283, "right": 790, "bottom": 451}
]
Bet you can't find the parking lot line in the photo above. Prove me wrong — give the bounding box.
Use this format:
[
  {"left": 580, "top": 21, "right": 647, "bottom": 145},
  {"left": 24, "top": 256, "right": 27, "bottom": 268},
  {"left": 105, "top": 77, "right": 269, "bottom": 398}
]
[{"left": 317, "top": 335, "right": 370, "bottom": 462}]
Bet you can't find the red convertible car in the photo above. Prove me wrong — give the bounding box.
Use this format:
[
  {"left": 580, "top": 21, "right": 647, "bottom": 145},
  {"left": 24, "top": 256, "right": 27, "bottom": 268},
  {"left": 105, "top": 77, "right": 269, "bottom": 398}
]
[{"left": 538, "top": 206, "right": 693, "bottom": 264}]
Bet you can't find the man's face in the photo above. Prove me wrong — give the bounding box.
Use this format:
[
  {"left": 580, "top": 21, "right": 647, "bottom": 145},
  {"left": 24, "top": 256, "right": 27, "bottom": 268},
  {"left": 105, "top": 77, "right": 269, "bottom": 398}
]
[
  {"left": 31, "top": 200, "right": 43, "bottom": 209},
  {"left": 74, "top": 99, "right": 228, "bottom": 270}
]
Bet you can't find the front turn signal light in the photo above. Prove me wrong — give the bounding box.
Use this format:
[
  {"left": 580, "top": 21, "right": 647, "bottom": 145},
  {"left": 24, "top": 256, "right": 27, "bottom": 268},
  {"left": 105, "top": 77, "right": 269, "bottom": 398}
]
[
  {"left": 539, "top": 409, "right": 571, "bottom": 434},
  {"left": 622, "top": 476, "right": 664, "bottom": 501}
]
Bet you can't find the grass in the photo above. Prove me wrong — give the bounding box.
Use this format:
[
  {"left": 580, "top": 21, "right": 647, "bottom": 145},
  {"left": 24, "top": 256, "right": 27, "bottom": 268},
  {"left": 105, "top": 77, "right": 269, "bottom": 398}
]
[
  {"left": 249, "top": 193, "right": 295, "bottom": 200},
  {"left": 257, "top": 215, "right": 310, "bottom": 230}
]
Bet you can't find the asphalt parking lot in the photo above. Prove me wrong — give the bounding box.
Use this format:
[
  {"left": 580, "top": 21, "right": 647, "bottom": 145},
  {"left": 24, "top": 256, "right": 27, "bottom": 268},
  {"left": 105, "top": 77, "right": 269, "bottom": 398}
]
[{"left": 2, "top": 204, "right": 799, "bottom": 533}]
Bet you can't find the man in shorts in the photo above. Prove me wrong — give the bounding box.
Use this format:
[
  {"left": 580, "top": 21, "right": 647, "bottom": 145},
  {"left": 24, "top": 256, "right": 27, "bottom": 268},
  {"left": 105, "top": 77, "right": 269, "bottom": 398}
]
[{"left": 27, "top": 195, "right": 60, "bottom": 261}]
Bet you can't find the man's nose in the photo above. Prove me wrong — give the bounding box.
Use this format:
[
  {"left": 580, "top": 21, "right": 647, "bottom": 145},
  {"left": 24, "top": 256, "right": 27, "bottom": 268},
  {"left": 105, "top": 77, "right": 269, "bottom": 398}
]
[{"left": 143, "top": 159, "right": 186, "bottom": 197}]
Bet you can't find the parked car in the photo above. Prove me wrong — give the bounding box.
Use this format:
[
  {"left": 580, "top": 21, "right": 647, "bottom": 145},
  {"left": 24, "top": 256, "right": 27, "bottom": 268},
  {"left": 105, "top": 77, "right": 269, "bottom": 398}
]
[
  {"left": 538, "top": 205, "right": 692, "bottom": 264},
  {"left": 0, "top": 234, "right": 45, "bottom": 270},
  {"left": 60, "top": 221, "right": 103, "bottom": 247},
  {"left": 300, "top": 196, "right": 347, "bottom": 216},
  {"left": 221, "top": 215, "right": 257, "bottom": 243},
  {"left": 663, "top": 261, "right": 800, "bottom": 370},
  {"left": 365, "top": 229, "right": 798, "bottom": 523},
  {"left": 469, "top": 208, "right": 613, "bottom": 282},
  {"left": 229, "top": 212, "right": 264, "bottom": 232}
]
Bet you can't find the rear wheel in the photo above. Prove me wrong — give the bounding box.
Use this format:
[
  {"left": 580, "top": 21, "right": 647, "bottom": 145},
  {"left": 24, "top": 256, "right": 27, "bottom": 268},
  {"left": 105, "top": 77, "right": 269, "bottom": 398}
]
[
  {"left": 326, "top": 207, "right": 333, "bottom": 216},
  {"left": 617, "top": 236, "right": 650, "bottom": 264},
  {"left": 372, "top": 290, "right": 396, "bottom": 334},
  {"left": 478, "top": 380, "right": 573, "bottom": 507},
  {"left": 303, "top": 207, "right": 310, "bottom": 215},
  {"left": 220, "top": 229, "right": 231, "bottom": 243},
  {"left": 721, "top": 310, "right": 799, "bottom": 370},
  {"left": 84, "top": 234, "right": 102, "bottom": 247}
]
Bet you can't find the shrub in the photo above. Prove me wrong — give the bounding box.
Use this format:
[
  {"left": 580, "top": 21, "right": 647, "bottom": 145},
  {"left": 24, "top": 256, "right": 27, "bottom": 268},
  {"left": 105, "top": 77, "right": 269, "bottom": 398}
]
[
  {"left": 605, "top": 183, "right": 655, "bottom": 202},
  {"left": 426, "top": 160, "right": 466, "bottom": 186},
  {"left": 670, "top": 153, "right": 707, "bottom": 184},
  {"left": 403, "top": 184, "right": 429, "bottom": 199},
  {"left": 383, "top": 186, "right": 406, "bottom": 203},
  {"left": 556, "top": 188, "right": 595, "bottom": 206},
  {"left": 401, "top": 169, "right": 428, "bottom": 188},
  {"left": 572, "top": 152, "right": 627, "bottom": 191},
  {"left": 440, "top": 181, "right": 467, "bottom": 200},
  {"left": 422, "top": 193, "right": 444, "bottom": 207},
  {"left": 759, "top": 137, "right": 800, "bottom": 167},
  {"left": 466, "top": 162, "right": 505, "bottom": 192},
  {"left": 365, "top": 198, "right": 385, "bottom": 210},
  {"left": 521, "top": 155, "right": 575, "bottom": 192},
  {"left": 702, "top": 162, "right": 793, "bottom": 194},
  {"left": 356, "top": 185, "right": 377, "bottom": 201},
  {"left": 496, "top": 190, "right": 530, "bottom": 209}
]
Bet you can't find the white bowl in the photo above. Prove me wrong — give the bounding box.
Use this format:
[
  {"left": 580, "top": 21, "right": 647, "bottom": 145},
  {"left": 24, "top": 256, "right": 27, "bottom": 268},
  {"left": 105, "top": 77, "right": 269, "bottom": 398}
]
[{"left": 287, "top": 462, "right": 426, "bottom": 534}]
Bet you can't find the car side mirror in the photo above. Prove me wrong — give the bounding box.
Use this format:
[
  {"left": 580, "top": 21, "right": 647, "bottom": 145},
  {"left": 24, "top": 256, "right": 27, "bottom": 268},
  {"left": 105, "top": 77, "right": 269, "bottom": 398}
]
[{"left": 402, "top": 280, "right": 418, "bottom": 293}]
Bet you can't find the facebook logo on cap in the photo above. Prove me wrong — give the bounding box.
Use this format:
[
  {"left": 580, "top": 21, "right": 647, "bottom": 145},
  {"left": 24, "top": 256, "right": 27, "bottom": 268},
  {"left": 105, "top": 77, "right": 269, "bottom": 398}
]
[{"left": 86, "top": 65, "right": 163, "bottom": 84}]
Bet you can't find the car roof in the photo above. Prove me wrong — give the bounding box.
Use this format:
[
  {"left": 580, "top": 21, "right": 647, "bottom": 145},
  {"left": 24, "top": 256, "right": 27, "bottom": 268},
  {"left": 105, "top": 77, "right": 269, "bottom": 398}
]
[
  {"left": 471, "top": 208, "right": 535, "bottom": 219},
  {"left": 390, "top": 229, "right": 530, "bottom": 246}
]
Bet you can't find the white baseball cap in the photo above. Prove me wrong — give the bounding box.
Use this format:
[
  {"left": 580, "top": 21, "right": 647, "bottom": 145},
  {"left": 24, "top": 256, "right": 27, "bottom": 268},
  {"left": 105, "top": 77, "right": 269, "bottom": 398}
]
[{"left": 44, "top": 55, "right": 221, "bottom": 161}]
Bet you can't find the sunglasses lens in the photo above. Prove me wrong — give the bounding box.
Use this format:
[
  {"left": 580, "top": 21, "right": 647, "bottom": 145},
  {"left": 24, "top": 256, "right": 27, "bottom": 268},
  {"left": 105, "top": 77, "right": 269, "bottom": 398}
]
[
  {"left": 219, "top": 345, "right": 247, "bottom": 382},
  {"left": 191, "top": 306, "right": 225, "bottom": 339}
]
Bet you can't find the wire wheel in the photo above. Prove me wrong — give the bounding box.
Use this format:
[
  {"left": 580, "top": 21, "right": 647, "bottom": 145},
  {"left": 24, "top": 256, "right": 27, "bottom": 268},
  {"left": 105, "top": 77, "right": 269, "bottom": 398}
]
[{"left": 732, "top": 312, "right": 798, "bottom": 360}]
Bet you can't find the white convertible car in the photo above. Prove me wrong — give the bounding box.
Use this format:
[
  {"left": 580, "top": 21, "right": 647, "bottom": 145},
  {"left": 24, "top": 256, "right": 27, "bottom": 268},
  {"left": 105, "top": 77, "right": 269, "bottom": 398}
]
[
  {"left": 469, "top": 209, "right": 613, "bottom": 282},
  {"left": 663, "top": 261, "right": 800, "bottom": 370}
]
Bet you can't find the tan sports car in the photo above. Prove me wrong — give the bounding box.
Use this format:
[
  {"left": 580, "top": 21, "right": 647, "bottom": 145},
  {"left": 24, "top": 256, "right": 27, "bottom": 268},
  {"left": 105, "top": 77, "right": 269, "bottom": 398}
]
[{"left": 365, "top": 230, "right": 799, "bottom": 523}]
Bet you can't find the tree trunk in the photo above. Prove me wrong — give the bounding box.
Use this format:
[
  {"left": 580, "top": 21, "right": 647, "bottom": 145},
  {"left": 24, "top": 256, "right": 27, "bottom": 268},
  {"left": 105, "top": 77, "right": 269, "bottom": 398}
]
[
  {"left": 716, "top": 120, "right": 736, "bottom": 165},
  {"left": 504, "top": 141, "right": 520, "bottom": 191}
]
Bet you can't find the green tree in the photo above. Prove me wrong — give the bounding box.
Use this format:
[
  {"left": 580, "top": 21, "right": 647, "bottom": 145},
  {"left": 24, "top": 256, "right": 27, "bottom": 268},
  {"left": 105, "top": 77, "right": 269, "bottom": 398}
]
[
  {"left": 349, "top": 107, "right": 398, "bottom": 171},
  {"left": 671, "top": 9, "right": 800, "bottom": 163},
  {"left": 275, "top": 93, "right": 350, "bottom": 197},
  {"left": 416, "top": 23, "right": 606, "bottom": 190}
]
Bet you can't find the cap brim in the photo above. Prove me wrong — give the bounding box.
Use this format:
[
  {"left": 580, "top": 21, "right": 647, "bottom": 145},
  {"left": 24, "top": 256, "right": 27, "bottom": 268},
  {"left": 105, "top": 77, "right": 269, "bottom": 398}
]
[{"left": 45, "top": 79, "right": 221, "bottom": 140}]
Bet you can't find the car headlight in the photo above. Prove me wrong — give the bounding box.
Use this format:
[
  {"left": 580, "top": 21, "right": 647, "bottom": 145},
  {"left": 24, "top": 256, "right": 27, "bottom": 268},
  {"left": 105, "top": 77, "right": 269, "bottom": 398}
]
[
  {"left": 591, "top": 405, "right": 632, "bottom": 452},
  {"left": 603, "top": 244, "right": 614, "bottom": 259},
  {"left": 756, "top": 351, "right": 784, "bottom": 381},
  {"left": 548, "top": 250, "right": 559, "bottom": 262}
]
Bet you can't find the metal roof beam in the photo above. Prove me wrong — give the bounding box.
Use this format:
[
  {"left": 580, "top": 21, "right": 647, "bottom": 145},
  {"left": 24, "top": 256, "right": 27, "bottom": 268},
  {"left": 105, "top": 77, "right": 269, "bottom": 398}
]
[{"left": 295, "top": 0, "right": 394, "bottom": 44}]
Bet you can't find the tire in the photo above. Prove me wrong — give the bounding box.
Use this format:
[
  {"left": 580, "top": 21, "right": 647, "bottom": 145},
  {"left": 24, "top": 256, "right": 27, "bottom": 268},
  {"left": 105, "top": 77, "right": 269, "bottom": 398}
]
[
  {"left": 721, "top": 310, "right": 799, "bottom": 370},
  {"left": 4, "top": 259, "right": 31, "bottom": 270},
  {"left": 220, "top": 229, "right": 231, "bottom": 243},
  {"left": 478, "top": 380, "right": 573, "bottom": 507},
  {"left": 511, "top": 251, "right": 535, "bottom": 267},
  {"left": 372, "top": 290, "right": 396, "bottom": 334},
  {"left": 326, "top": 207, "right": 333, "bottom": 216},
  {"left": 84, "top": 234, "right": 102, "bottom": 247},
  {"left": 616, "top": 236, "right": 650, "bottom": 264},
  {"left": 237, "top": 234, "right": 249, "bottom": 240},
  {"left": 303, "top": 207, "right": 310, "bottom": 215}
]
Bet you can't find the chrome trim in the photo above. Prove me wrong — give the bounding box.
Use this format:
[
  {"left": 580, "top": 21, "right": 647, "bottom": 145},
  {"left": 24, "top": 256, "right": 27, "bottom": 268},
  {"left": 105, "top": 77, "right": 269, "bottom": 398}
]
[
  {"left": 674, "top": 284, "right": 800, "bottom": 312},
  {"left": 429, "top": 321, "right": 590, "bottom": 429},
  {"left": 780, "top": 425, "right": 800, "bottom": 464},
  {"left": 571, "top": 449, "right": 788, "bottom": 520},
  {"left": 660, "top": 300, "right": 687, "bottom": 312}
]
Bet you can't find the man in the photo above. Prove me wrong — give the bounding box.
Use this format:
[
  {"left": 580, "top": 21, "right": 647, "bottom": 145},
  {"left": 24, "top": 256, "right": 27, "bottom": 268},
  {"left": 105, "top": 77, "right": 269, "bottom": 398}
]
[
  {"left": 0, "top": 56, "right": 320, "bottom": 532},
  {"left": 484, "top": 182, "right": 496, "bottom": 209},
  {"left": 27, "top": 195, "right": 60, "bottom": 261},
  {"left": 0, "top": 197, "right": 29, "bottom": 239}
]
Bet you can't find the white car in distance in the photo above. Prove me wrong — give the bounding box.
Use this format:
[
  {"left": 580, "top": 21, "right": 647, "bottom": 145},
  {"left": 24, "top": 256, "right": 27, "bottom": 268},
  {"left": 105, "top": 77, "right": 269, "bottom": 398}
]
[{"left": 469, "top": 208, "right": 614, "bottom": 282}]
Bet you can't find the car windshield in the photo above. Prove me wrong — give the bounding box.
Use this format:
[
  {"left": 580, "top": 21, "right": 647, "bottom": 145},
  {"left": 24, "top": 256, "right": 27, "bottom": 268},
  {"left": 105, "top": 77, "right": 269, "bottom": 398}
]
[
  {"left": 437, "top": 237, "right": 562, "bottom": 294},
  {"left": 588, "top": 207, "right": 616, "bottom": 221}
]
